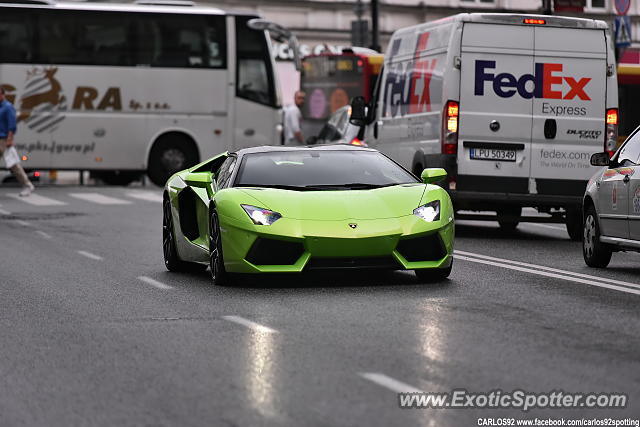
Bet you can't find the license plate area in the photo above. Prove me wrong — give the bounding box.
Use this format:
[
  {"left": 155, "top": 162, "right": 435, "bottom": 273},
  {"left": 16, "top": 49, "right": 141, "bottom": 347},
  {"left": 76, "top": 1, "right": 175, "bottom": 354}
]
[{"left": 469, "top": 148, "right": 516, "bottom": 162}]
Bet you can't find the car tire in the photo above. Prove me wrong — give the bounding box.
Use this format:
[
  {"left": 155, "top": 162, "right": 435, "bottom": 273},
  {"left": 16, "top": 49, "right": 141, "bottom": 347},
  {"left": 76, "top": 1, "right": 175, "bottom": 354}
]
[
  {"left": 209, "top": 209, "right": 228, "bottom": 285},
  {"left": 163, "top": 194, "right": 207, "bottom": 273},
  {"left": 415, "top": 261, "right": 452, "bottom": 282},
  {"left": 583, "top": 206, "right": 612, "bottom": 268},
  {"left": 148, "top": 134, "right": 198, "bottom": 187},
  {"left": 565, "top": 207, "right": 583, "bottom": 242},
  {"left": 497, "top": 206, "right": 521, "bottom": 232}
]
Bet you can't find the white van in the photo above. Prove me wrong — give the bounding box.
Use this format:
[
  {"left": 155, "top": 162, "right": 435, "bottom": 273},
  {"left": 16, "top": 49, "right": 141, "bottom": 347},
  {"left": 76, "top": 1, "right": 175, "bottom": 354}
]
[{"left": 350, "top": 13, "right": 618, "bottom": 240}]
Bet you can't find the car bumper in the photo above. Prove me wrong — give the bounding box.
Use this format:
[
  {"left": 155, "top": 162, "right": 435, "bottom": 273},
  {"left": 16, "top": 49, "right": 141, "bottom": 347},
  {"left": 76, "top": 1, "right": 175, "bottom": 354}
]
[{"left": 219, "top": 214, "right": 454, "bottom": 274}]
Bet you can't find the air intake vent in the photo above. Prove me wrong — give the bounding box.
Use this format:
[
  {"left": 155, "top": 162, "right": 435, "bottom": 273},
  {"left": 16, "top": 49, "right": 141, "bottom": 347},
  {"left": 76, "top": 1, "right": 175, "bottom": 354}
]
[
  {"left": 245, "top": 238, "right": 304, "bottom": 265},
  {"left": 306, "top": 256, "right": 399, "bottom": 270},
  {"left": 396, "top": 234, "right": 446, "bottom": 262},
  {"left": 177, "top": 187, "right": 200, "bottom": 241}
]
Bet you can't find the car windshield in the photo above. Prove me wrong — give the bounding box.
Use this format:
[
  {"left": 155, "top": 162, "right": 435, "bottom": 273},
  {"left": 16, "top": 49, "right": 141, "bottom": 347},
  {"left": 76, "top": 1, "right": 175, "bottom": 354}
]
[{"left": 234, "top": 150, "right": 418, "bottom": 190}]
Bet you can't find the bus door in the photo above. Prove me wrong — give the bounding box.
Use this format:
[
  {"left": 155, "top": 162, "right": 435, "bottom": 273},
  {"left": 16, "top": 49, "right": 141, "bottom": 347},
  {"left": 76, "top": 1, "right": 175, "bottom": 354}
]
[{"left": 231, "top": 16, "right": 281, "bottom": 149}]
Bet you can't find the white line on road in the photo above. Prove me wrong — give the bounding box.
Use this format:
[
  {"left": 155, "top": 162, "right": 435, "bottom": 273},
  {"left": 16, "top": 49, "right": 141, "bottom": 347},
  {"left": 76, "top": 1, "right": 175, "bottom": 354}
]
[
  {"left": 15, "top": 220, "right": 30, "bottom": 227},
  {"left": 126, "top": 191, "right": 163, "bottom": 203},
  {"left": 77, "top": 250, "right": 104, "bottom": 261},
  {"left": 454, "top": 252, "right": 640, "bottom": 296},
  {"left": 455, "top": 250, "right": 640, "bottom": 290},
  {"left": 69, "top": 193, "right": 131, "bottom": 205},
  {"left": 138, "top": 276, "right": 173, "bottom": 290},
  {"left": 221, "top": 315, "right": 277, "bottom": 333},
  {"left": 0, "top": 207, "right": 11, "bottom": 215},
  {"left": 359, "top": 373, "right": 423, "bottom": 393},
  {"left": 7, "top": 193, "right": 66, "bottom": 206},
  {"left": 35, "top": 230, "right": 52, "bottom": 239}
]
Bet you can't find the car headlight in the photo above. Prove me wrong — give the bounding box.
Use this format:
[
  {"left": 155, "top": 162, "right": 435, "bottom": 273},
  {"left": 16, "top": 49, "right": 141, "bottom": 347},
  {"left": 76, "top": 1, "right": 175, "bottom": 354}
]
[
  {"left": 241, "top": 204, "right": 282, "bottom": 225},
  {"left": 413, "top": 200, "right": 440, "bottom": 222}
]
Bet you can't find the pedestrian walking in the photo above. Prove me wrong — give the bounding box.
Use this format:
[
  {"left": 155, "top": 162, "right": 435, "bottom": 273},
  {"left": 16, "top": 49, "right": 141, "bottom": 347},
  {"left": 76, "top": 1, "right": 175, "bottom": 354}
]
[
  {"left": 0, "top": 87, "right": 34, "bottom": 197},
  {"left": 283, "top": 90, "right": 306, "bottom": 145}
]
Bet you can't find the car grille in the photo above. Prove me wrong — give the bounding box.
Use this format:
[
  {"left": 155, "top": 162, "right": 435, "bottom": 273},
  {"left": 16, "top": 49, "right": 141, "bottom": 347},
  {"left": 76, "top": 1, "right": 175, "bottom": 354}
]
[
  {"left": 245, "top": 238, "right": 304, "bottom": 265},
  {"left": 396, "top": 234, "right": 446, "bottom": 262}
]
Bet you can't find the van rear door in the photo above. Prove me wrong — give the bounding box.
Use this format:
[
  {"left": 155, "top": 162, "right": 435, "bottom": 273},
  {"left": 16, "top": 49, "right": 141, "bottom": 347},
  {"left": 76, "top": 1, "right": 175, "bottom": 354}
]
[
  {"left": 458, "top": 23, "right": 533, "bottom": 193},
  {"left": 530, "top": 26, "right": 606, "bottom": 197}
]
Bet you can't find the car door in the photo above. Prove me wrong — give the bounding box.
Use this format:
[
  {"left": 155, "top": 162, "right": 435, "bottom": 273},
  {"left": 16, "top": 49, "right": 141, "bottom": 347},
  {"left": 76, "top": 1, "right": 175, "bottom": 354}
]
[
  {"left": 598, "top": 132, "right": 640, "bottom": 238},
  {"left": 621, "top": 132, "right": 640, "bottom": 240}
]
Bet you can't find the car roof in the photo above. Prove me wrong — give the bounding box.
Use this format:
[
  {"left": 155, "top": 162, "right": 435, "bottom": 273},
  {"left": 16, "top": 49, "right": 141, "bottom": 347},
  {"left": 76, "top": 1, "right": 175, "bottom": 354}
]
[{"left": 232, "top": 144, "right": 376, "bottom": 156}]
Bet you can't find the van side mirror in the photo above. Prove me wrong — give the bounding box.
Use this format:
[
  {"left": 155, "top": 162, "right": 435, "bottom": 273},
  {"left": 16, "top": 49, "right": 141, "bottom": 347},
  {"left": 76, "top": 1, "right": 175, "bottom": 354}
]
[
  {"left": 349, "top": 96, "right": 367, "bottom": 127},
  {"left": 590, "top": 152, "right": 610, "bottom": 167},
  {"left": 421, "top": 168, "right": 447, "bottom": 184}
]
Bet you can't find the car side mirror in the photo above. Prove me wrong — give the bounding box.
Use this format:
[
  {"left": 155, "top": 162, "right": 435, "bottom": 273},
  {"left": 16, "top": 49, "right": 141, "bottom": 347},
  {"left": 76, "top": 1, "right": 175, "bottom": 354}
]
[
  {"left": 349, "top": 96, "right": 367, "bottom": 127},
  {"left": 590, "top": 152, "right": 610, "bottom": 167},
  {"left": 421, "top": 168, "right": 447, "bottom": 184},
  {"left": 184, "top": 172, "right": 212, "bottom": 185}
]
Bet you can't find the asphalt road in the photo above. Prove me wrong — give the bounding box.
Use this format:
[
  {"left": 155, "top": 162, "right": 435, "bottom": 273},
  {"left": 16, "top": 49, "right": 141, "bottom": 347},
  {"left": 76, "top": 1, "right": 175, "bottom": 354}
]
[{"left": 0, "top": 185, "right": 638, "bottom": 426}]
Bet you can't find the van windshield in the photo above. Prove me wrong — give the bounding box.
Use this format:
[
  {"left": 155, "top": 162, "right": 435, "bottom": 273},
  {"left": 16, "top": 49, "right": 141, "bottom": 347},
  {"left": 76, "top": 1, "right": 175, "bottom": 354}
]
[{"left": 234, "top": 150, "right": 418, "bottom": 190}]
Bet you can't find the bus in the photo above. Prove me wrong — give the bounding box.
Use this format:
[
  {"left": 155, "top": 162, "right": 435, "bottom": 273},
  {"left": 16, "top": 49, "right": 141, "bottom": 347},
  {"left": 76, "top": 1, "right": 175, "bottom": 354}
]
[
  {"left": 0, "top": 1, "right": 298, "bottom": 185},
  {"left": 300, "top": 48, "right": 383, "bottom": 138}
]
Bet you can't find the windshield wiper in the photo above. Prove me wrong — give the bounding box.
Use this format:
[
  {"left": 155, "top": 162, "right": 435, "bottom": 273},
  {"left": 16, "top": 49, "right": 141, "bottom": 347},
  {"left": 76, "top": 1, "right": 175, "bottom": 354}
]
[
  {"left": 236, "top": 184, "right": 307, "bottom": 191},
  {"left": 305, "top": 183, "right": 397, "bottom": 190}
]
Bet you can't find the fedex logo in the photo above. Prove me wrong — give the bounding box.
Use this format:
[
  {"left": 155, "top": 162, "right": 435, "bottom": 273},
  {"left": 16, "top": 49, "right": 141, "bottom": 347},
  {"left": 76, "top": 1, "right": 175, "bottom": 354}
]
[
  {"left": 383, "top": 32, "right": 437, "bottom": 118},
  {"left": 474, "top": 60, "right": 591, "bottom": 101}
]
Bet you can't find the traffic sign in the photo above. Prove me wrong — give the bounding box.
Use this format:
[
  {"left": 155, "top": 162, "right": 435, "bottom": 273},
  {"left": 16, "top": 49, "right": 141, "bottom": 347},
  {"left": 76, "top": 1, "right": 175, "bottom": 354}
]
[
  {"left": 614, "top": 15, "right": 632, "bottom": 48},
  {"left": 615, "top": 0, "right": 630, "bottom": 15}
]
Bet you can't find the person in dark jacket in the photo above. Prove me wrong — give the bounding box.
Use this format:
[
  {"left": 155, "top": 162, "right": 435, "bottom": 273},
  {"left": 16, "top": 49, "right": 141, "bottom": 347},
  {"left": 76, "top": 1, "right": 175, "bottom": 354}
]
[{"left": 0, "top": 87, "right": 34, "bottom": 196}]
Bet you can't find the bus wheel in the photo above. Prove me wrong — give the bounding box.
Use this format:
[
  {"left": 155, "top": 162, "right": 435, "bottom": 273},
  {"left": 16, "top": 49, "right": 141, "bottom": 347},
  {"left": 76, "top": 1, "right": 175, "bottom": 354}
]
[
  {"left": 148, "top": 134, "right": 198, "bottom": 187},
  {"left": 93, "top": 171, "right": 141, "bottom": 186}
]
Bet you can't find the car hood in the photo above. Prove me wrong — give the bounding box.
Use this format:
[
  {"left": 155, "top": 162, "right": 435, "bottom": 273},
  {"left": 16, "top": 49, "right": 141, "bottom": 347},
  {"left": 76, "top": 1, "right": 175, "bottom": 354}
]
[{"left": 237, "top": 184, "right": 427, "bottom": 220}]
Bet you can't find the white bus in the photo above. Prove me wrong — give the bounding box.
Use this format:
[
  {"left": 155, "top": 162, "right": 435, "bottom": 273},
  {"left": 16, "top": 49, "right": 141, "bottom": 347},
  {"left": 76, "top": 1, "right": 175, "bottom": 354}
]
[{"left": 0, "top": 1, "right": 296, "bottom": 185}]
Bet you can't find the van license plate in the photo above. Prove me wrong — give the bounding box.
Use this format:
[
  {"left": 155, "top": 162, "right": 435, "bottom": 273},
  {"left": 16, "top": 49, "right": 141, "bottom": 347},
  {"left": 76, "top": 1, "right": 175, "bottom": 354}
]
[{"left": 469, "top": 148, "right": 516, "bottom": 162}]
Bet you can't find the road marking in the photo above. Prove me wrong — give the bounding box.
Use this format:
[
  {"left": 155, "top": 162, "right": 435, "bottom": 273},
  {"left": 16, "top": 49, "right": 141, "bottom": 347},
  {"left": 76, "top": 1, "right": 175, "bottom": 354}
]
[
  {"left": 0, "top": 207, "right": 11, "bottom": 215},
  {"left": 35, "top": 230, "right": 52, "bottom": 239},
  {"left": 359, "top": 373, "right": 423, "bottom": 393},
  {"left": 126, "top": 191, "right": 163, "bottom": 203},
  {"left": 525, "top": 223, "right": 565, "bottom": 231},
  {"left": 15, "top": 220, "right": 30, "bottom": 227},
  {"left": 455, "top": 250, "right": 640, "bottom": 290},
  {"left": 69, "top": 192, "right": 131, "bottom": 205},
  {"left": 77, "top": 250, "right": 104, "bottom": 261},
  {"left": 7, "top": 193, "right": 66, "bottom": 206},
  {"left": 455, "top": 251, "right": 640, "bottom": 296},
  {"left": 138, "top": 276, "right": 173, "bottom": 290},
  {"left": 221, "top": 315, "right": 277, "bottom": 333}
]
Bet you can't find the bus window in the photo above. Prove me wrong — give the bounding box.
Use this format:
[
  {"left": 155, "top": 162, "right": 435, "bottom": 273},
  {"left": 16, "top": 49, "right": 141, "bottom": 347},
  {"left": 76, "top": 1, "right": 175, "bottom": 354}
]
[
  {"left": 35, "top": 10, "right": 133, "bottom": 66},
  {"left": 135, "top": 14, "right": 226, "bottom": 68},
  {"left": 0, "top": 10, "right": 33, "bottom": 63},
  {"left": 235, "top": 16, "right": 276, "bottom": 107}
]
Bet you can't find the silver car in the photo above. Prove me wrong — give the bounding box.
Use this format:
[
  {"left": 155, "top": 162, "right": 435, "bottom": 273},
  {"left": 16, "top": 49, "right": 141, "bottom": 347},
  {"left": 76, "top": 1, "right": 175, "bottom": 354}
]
[{"left": 583, "top": 126, "right": 640, "bottom": 267}]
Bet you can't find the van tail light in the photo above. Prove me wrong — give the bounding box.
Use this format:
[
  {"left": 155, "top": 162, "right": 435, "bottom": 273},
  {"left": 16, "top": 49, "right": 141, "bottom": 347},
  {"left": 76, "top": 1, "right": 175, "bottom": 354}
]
[
  {"left": 442, "top": 101, "right": 459, "bottom": 155},
  {"left": 605, "top": 108, "right": 618, "bottom": 158}
]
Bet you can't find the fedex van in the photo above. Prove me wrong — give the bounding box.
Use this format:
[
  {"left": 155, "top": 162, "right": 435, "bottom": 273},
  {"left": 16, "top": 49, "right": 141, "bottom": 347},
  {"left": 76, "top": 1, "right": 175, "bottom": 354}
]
[{"left": 350, "top": 14, "right": 618, "bottom": 240}]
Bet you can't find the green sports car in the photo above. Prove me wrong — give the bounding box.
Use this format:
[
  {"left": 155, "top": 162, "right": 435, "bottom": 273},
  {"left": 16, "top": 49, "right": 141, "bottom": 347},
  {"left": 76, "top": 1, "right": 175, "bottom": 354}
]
[{"left": 162, "top": 145, "right": 454, "bottom": 284}]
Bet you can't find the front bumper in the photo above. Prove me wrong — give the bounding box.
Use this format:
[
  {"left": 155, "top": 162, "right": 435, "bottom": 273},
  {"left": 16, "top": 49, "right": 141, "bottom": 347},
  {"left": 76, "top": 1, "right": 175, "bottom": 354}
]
[{"left": 219, "top": 214, "right": 454, "bottom": 274}]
